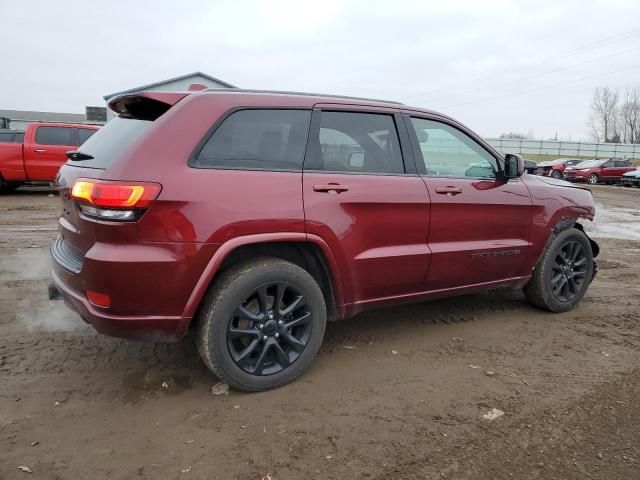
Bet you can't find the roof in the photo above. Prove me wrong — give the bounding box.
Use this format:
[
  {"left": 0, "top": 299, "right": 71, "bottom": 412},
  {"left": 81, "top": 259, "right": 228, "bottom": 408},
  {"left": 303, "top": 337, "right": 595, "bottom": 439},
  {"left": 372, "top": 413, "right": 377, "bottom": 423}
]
[
  {"left": 103, "top": 71, "right": 236, "bottom": 101},
  {"left": 202, "top": 88, "right": 403, "bottom": 106},
  {"left": 0, "top": 109, "right": 86, "bottom": 123}
]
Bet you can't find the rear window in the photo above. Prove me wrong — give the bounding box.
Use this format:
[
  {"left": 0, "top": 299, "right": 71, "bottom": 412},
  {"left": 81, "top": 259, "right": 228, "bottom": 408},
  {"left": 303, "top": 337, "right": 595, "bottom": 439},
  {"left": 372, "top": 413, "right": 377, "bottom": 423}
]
[
  {"left": 193, "top": 109, "right": 312, "bottom": 171},
  {"left": 77, "top": 128, "right": 96, "bottom": 145},
  {"left": 68, "top": 117, "right": 151, "bottom": 169},
  {"left": 35, "top": 126, "right": 73, "bottom": 146}
]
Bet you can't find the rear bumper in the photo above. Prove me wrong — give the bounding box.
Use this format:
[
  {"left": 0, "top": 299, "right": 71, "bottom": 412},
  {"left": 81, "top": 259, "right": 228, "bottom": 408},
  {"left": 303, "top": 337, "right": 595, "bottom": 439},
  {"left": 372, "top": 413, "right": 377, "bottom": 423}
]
[{"left": 50, "top": 269, "right": 191, "bottom": 341}]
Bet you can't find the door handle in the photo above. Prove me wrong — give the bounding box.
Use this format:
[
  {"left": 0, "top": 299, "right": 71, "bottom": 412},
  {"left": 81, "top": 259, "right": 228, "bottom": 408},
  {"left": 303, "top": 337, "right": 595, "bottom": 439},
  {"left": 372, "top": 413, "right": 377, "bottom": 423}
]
[
  {"left": 435, "top": 186, "right": 463, "bottom": 195},
  {"left": 313, "top": 183, "right": 349, "bottom": 194},
  {"left": 34, "top": 149, "right": 47, "bottom": 153}
]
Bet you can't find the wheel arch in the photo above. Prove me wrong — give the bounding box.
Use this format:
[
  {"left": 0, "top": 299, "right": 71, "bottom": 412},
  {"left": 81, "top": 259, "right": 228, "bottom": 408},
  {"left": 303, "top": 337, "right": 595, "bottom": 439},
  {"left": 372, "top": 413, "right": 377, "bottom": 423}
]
[{"left": 182, "top": 233, "right": 344, "bottom": 322}]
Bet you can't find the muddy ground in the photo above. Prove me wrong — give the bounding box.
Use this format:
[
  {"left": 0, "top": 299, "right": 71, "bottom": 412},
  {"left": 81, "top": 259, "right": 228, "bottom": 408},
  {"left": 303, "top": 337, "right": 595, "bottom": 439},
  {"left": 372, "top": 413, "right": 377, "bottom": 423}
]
[{"left": 1, "top": 184, "right": 639, "bottom": 480}]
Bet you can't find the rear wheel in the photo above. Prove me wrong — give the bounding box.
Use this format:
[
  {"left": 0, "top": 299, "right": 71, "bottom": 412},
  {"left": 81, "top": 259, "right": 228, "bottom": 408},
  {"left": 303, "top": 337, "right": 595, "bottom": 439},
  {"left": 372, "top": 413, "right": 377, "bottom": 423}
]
[
  {"left": 0, "top": 177, "right": 21, "bottom": 193},
  {"left": 587, "top": 173, "right": 599, "bottom": 185},
  {"left": 196, "top": 257, "right": 326, "bottom": 391},
  {"left": 524, "top": 228, "right": 594, "bottom": 312}
]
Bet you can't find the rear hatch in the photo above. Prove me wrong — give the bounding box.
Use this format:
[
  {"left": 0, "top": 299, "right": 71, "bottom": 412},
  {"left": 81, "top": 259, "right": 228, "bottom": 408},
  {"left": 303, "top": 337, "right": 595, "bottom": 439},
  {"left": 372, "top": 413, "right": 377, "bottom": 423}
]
[{"left": 55, "top": 92, "right": 187, "bottom": 265}]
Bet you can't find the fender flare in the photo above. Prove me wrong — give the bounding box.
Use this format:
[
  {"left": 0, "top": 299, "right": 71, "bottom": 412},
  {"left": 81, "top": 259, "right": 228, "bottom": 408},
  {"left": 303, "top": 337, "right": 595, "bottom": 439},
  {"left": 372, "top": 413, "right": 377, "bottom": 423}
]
[{"left": 181, "top": 232, "right": 345, "bottom": 318}]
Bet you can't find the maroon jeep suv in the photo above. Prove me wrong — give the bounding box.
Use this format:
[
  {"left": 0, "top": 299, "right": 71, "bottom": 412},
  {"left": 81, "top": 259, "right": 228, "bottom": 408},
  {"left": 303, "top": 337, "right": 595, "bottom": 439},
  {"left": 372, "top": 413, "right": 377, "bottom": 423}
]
[{"left": 50, "top": 89, "right": 599, "bottom": 391}]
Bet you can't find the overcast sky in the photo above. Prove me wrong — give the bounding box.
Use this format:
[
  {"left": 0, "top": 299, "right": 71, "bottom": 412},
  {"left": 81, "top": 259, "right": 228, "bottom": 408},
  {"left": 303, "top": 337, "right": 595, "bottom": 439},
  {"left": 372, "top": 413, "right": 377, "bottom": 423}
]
[{"left": 2, "top": 0, "right": 640, "bottom": 139}]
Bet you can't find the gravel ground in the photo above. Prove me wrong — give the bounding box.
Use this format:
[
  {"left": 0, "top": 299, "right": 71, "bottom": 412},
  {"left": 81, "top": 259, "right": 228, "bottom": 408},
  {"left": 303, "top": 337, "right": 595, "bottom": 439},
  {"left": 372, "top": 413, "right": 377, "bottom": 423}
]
[{"left": 1, "top": 184, "right": 639, "bottom": 480}]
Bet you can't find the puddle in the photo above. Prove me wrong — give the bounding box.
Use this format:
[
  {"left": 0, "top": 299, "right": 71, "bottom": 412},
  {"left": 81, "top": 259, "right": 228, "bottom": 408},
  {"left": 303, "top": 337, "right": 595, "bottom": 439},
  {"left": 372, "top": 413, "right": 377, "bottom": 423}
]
[
  {"left": 121, "top": 370, "right": 194, "bottom": 404},
  {"left": 585, "top": 204, "right": 640, "bottom": 241}
]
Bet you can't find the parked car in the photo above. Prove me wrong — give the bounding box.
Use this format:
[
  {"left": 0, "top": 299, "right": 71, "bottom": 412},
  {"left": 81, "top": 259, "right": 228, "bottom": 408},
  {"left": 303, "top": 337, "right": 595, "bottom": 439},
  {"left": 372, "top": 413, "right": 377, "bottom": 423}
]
[
  {"left": 563, "top": 158, "right": 637, "bottom": 184},
  {"left": 0, "top": 122, "right": 99, "bottom": 192},
  {"left": 535, "top": 158, "right": 582, "bottom": 178},
  {"left": 621, "top": 167, "right": 640, "bottom": 187},
  {"left": 523, "top": 159, "right": 537, "bottom": 174},
  {"left": 49, "top": 89, "right": 599, "bottom": 391}
]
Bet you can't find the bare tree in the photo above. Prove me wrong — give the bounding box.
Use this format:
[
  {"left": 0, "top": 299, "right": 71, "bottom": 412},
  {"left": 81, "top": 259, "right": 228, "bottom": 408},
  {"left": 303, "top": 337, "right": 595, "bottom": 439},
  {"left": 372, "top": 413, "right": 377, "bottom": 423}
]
[
  {"left": 587, "top": 87, "right": 619, "bottom": 143},
  {"left": 619, "top": 87, "right": 640, "bottom": 144}
]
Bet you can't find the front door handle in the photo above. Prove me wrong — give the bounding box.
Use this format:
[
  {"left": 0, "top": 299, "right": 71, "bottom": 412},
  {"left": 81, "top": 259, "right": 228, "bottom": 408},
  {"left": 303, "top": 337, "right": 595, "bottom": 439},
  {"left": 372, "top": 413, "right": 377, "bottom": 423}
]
[
  {"left": 34, "top": 149, "right": 47, "bottom": 153},
  {"left": 435, "top": 186, "right": 463, "bottom": 196},
  {"left": 313, "top": 183, "right": 349, "bottom": 194}
]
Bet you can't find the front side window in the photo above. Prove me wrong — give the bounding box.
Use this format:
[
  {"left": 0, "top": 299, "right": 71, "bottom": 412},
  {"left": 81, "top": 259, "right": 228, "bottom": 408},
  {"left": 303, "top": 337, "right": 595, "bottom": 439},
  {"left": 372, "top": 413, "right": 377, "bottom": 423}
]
[
  {"left": 0, "top": 132, "right": 14, "bottom": 143},
  {"left": 194, "top": 109, "right": 311, "bottom": 170},
  {"left": 35, "top": 126, "right": 73, "bottom": 146},
  {"left": 315, "top": 112, "right": 404, "bottom": 174},
  {"left": 410, "top": 118, "right": 498, "bottom": 179}
]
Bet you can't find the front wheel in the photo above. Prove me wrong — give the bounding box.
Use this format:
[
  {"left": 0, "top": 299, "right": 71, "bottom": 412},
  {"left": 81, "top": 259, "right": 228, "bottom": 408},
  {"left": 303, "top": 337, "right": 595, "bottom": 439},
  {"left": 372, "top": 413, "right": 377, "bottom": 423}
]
[
  {"left": 550, "top": 170, "right": 562, "bottom": 179},
  {"left": 587, "top": 173, "right": 599, "bottom": 185},
  {"left": 196, "top": 257, "right": 327, "bottom": 391},
  {"left": 524, "top": 228, "right": 594, "bottom": 312}
]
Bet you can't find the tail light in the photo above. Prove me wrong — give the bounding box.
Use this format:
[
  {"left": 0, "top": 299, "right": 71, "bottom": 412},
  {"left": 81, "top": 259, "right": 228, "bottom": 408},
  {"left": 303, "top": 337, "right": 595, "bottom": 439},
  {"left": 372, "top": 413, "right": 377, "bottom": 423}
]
[{"left": 71, "top": 179, "right": 161, "bottom": 221}]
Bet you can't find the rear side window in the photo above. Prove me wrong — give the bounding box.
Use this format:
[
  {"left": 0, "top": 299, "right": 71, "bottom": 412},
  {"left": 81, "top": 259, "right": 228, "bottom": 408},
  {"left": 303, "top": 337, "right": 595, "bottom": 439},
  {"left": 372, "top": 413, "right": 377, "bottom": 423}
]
[
  {"left": 194, "top": 109, "right": 311, "bottom": 171},
  {"left": 315, "top": 112, "right": 404, "bottom": 174},
  {"left": 68, "top": 117, "right": 151, "bottom": 169},
  {"left": 77, "top": 128, "right": 96, "bottom": 145},
  {"left": 14, "top": 133, "right": 24, "bottom": 143},
  {"left": 35, "top": 126, "right": 73, "bottom": 146}
]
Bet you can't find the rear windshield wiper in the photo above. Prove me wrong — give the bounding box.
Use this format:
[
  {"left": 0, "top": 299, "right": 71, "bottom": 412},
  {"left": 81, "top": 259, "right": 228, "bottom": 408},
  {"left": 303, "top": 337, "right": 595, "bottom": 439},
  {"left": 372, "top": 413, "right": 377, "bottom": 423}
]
[{"left": 66, "top": 150, "right": 94, "bottom": 161}]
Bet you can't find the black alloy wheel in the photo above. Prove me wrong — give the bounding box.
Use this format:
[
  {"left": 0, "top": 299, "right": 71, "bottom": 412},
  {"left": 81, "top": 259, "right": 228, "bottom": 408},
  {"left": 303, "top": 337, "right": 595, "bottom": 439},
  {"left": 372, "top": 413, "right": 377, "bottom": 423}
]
[
  {"left": 549, "top": 240, "right": 589, "bottom": 302},
  {"left": 227, "top": 282, "right": 312, "bottom": 376}
]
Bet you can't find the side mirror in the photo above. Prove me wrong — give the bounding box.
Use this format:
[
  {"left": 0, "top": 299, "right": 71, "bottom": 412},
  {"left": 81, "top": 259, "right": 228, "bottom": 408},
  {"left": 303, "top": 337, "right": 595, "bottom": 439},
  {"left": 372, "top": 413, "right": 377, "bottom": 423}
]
[{"left": 503, "top": 153, "right": 525, "bottom": 178}]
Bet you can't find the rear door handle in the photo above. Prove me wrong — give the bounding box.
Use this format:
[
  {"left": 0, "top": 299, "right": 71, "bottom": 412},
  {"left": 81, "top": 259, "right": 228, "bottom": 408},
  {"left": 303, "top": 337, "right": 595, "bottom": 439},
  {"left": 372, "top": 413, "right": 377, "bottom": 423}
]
[
  {"left": 313, "top": 183, "right": 349, "bottom": 194},
  {"left": 435, "top": 186, "right": 463, "bottom": 195}
]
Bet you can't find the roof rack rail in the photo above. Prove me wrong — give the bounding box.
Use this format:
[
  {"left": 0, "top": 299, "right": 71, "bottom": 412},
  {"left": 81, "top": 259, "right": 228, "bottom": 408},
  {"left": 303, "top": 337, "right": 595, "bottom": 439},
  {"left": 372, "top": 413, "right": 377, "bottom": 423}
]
[{"left": 202, "top": 88, "right": 403, "bottom": 105}]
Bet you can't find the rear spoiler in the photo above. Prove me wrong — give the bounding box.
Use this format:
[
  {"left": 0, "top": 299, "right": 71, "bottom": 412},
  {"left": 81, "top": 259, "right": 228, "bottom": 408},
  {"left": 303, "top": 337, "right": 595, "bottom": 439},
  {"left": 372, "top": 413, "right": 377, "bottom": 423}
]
[{"left": 108, "top": 91, "right": 189, "bottom": 121}]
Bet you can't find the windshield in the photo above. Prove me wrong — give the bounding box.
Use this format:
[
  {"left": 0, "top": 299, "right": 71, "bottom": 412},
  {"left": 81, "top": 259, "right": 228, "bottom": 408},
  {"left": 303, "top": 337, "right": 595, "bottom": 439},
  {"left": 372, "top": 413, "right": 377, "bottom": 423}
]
[
  {"left": 575, "top": 160, "right": 604, "bottom": 168},
  {"left": 67, "top": 117, "right": 152, "bottom": 169}
]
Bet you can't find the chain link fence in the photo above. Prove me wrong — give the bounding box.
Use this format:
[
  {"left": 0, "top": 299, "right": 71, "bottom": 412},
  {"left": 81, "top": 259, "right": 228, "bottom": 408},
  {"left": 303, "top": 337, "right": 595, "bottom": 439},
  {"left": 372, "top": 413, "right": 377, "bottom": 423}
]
[{"left": 486, "top": 138, "right": 640, "bottom": 160}]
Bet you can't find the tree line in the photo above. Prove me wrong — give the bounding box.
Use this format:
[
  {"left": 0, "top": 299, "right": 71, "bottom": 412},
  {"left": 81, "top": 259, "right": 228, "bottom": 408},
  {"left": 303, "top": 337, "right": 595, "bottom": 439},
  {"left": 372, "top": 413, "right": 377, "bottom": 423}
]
[{"left": 587, "top": 86, "right": 640, "bottom": 144}]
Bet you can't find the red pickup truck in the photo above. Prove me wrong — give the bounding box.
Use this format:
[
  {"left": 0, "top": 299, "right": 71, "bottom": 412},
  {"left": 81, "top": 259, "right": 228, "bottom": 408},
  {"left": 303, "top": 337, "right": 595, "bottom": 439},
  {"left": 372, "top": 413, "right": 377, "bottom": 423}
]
[{"left": 0, "top": 122, "right": 100, "bottom": 192}]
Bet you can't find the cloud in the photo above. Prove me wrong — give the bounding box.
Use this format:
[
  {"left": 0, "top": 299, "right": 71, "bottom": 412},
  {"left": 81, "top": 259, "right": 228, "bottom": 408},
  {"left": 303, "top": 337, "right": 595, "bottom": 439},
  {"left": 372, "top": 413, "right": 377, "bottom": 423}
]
[{"left": 2, "top": 0, "right": 639, "bottom": 139}]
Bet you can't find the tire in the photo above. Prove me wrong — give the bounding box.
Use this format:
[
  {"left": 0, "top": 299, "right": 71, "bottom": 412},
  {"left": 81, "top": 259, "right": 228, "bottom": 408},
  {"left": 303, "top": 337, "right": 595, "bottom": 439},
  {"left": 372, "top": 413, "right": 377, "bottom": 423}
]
[
  {"left": 524, "top": 228, "right": 594, "bottom": 313},
  {"left": 0, "top": 177, "right": 20, "bottom": 193},
  {"left": 196, "top": 257, "right": 327, "bottom": 391},
  {"left": 550, "top": 170, "right": 562, "bottom": 179},
  {"left": 587, "top": 173, "right": 599, "bottom": 185}
]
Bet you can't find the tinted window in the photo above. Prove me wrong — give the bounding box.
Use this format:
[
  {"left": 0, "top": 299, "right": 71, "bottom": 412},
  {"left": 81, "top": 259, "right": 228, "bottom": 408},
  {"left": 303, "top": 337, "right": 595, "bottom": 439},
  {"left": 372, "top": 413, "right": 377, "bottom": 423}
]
[
  {"left": 77, "top": 128, "right": 96, "bottom": 145},
  {"left": 410, "top": 118, "right": 498, "bottom": 178},
  {"left": 195, "top": 109, "right": 311, "bottom": 170},
  {"left": 602, "top": 161, "right": 614, "bottom": 168},
  {"left": 316, "top": 112, "right": 404, "bottom": 174},
  {"left": 614, "top": 160, "right": 630, "bottom": 167},
  {"left": 14, "top": 133, "right": 24, "bottom": 143},
  {"left": 68, "top": 117, "right": 151, "bottom": 169},
  {"left": 35, "top": 126, "right": 73, "bottom": 146},
  {"left": 0, "top": 132, "right": 14, "bottom": 143}
]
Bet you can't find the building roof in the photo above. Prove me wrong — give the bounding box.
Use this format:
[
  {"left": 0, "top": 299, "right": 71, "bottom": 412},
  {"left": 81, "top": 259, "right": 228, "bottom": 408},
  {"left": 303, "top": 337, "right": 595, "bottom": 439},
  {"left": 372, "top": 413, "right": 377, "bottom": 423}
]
[
  {"left": 103, "top": 71, "right": 236, "bottom": 101},
  {"left": 0, "top": 109, "right": 86, "bottom": 123}
]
